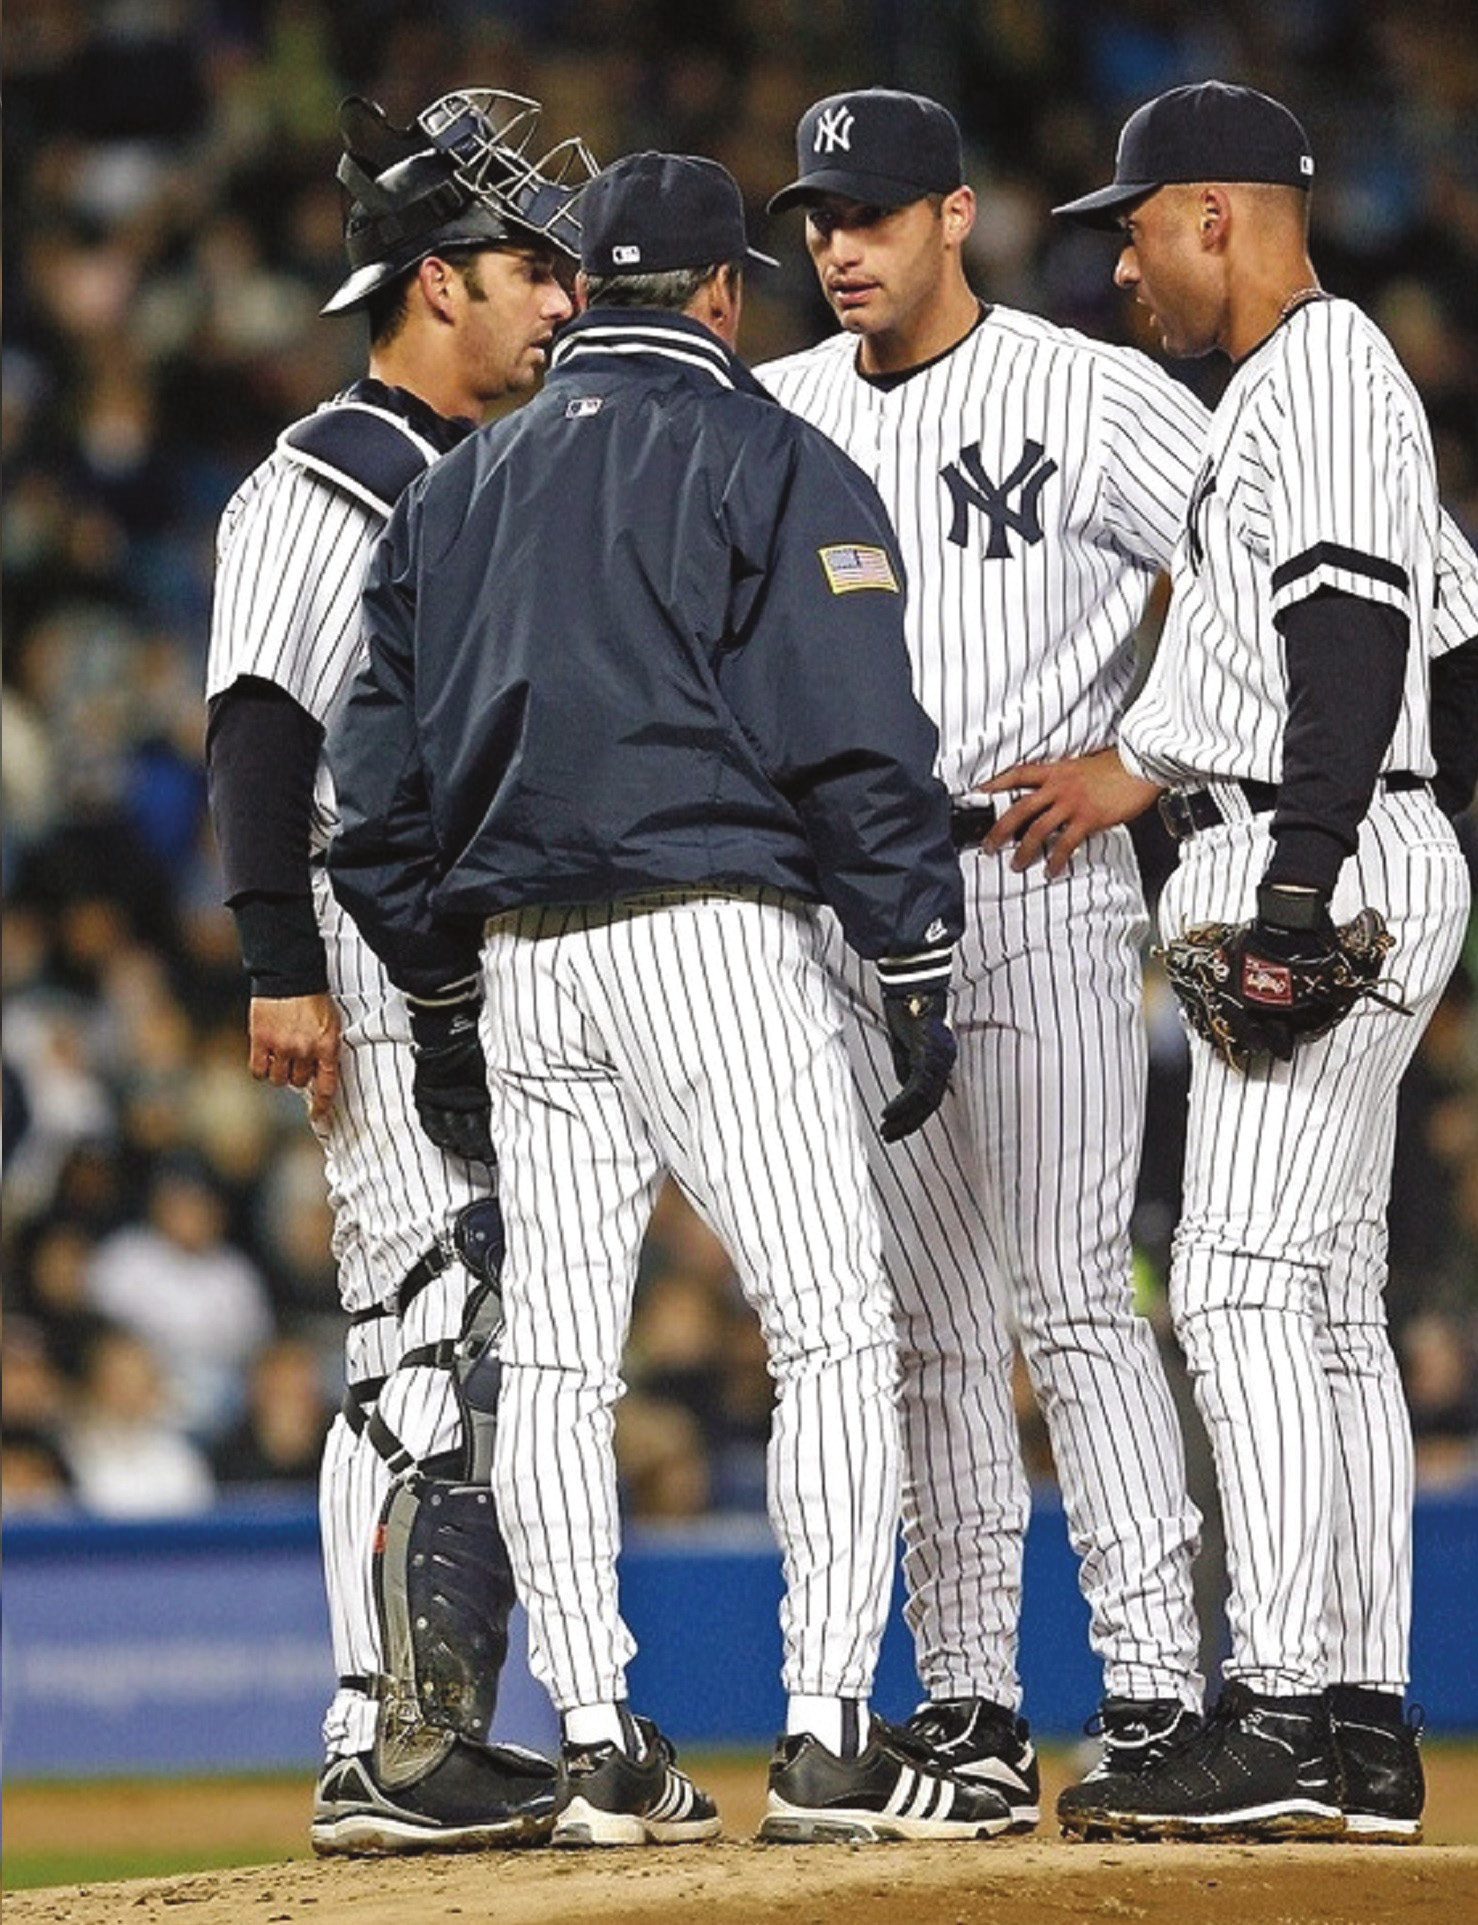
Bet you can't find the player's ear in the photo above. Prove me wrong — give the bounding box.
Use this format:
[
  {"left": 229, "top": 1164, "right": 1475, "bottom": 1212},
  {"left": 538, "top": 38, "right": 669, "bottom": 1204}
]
[
  {"left": 941, "top": 184, "right": 975, "bottom": 246},
  {"left": 708, "top": 262, "right": 744, "bottom": 346},
  {"left": 573, "top": 270, "right": 592, "bottom": 315},
  {"left": 418, "top": 254, "right": 460, "bottom": 323},
  {"left": 1198, "top": 188, "right": 1231, "bottom": 247}
]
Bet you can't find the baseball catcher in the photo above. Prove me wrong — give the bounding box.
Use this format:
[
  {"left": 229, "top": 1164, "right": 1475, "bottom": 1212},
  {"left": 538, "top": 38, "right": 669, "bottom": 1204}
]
[
  {"left": 205, "top": 84, "right": 594, "bottom": 1854},
  {"left": 1158, "top": 885, "right": 1407, "bottom": 1070}
]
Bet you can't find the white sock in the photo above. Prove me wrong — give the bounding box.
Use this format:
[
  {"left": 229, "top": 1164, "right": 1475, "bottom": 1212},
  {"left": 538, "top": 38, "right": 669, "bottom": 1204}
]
[
  {"left": 786, "top": 1695, "right": 869, "bottom": 1757},
  {"left": 562, "top": 1701, "right": 630, "bottom": 1751}
]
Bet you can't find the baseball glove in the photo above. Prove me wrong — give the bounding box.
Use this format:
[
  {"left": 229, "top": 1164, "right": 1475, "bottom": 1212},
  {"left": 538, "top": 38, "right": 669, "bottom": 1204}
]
[{"left": 1157, "top": 906, "right": 1406, "bottom": 1071}]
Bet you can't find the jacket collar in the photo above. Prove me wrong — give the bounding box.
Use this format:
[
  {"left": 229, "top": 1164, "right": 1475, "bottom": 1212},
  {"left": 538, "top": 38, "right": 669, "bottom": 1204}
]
[{"left": 549, "top": 308, "right": 771, "bottom": 399}]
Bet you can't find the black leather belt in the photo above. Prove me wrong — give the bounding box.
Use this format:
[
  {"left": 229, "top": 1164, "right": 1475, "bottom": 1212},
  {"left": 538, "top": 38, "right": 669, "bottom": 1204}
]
[
  {"left": 950, "top": 802, "right": 998, "bottom": 850},
  {"left": 1159, "top": 773, "right": 1428, "bottom": 841}
]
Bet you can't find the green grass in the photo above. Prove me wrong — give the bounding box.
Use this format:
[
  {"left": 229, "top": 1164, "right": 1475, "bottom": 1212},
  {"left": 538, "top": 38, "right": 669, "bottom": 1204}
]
[{"left": 4, "top": 1844, "right": 312, "bottom": 1891}]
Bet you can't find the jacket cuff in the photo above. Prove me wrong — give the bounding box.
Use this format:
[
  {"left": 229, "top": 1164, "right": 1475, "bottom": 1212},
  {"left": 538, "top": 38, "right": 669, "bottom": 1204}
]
[
  {"left": 403, "top": 973, "right": 483, "bottom": 1010},
  {"left": 876, "top": 943, "right": 953, "bottom": 1000}
]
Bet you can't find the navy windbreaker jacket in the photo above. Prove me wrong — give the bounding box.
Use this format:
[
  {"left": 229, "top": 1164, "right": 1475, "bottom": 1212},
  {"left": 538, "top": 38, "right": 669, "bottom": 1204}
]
[{"left": 328, "top": 308, "right": 964, "bottom": 993}]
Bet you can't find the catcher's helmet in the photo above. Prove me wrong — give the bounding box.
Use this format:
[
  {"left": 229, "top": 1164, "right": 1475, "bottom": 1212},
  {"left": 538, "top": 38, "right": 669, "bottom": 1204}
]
[{"left": 322, "top": 89, "right": 595, "bottom": 316}]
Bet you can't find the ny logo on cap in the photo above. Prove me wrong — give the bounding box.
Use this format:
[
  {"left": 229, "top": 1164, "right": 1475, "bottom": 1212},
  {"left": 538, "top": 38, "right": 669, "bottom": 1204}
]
[{"left": 814, "top": 104, "right": 855, "bottom": 154}]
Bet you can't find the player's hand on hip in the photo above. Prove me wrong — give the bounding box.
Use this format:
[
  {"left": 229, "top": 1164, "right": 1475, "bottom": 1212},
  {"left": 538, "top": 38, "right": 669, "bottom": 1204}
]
[
  {"left": 979, "top": 748, "right": 1163, "bottom": 877},
  {"left": 249, "top": 993, "right": 341, "bottom": 1120},
  {"left": 405, "top": 980, "right": 496, "bottom": 1165},
  {"left": 878, "top": 987, "right": 957, "bottom": 1142}
]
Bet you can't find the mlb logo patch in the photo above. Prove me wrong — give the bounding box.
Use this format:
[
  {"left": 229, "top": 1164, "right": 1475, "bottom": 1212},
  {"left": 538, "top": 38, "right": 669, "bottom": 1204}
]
[
  {"left": 612, "top": 243, "right": 642, "bottom": 265},
  {"left": 565, "top": 397, "right": 604, "bottom": 419},
  {"left": 818, "top": 544, "right": 900, "bottom": 594}
]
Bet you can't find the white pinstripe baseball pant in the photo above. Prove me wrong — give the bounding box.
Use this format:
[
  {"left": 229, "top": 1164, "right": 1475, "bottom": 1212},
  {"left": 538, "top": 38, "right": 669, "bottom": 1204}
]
[
  {"left": 823, "top": 824, "right": 1203, "bottom": 1712},
  {"left": 1157, "top": 786, "right": 1469, "bottom": 1695},
  {"left": 479, "top": 890, "right": 901, "bottom": 1712},
  {"left": 311, "top": 872, "right": 489, "bottom": 1760}
]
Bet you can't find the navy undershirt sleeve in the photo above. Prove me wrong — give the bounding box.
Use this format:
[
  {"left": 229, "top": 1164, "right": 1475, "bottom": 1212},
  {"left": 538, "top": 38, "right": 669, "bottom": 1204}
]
[
  {"left": 1265, "top": 589, "right": 1409, "bottom": 894},
  {"left": 206, "top": 677, "right": 328, "bottom": 994}
]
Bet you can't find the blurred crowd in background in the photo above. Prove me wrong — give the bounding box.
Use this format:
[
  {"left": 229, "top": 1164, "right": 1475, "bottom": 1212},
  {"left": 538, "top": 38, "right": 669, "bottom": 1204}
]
[{"left": 5, "top": 0, "right": 1477, "bottom": 1524}]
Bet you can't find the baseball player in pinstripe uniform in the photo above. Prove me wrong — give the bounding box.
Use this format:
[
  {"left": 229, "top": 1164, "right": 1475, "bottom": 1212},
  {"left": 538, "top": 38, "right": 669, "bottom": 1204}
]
[
  {"left": 205, "top": 88, "right": 593, "bottom": 1853},
  {"left": 328, "top": 150, "right": 1014, "bottom": 1848},
  {"left": 1022, "top": 80, "right": 1475, "bottom": 1842},
  {"left": 757, "top": 89, "right": 1210, "bottom": 1824}
]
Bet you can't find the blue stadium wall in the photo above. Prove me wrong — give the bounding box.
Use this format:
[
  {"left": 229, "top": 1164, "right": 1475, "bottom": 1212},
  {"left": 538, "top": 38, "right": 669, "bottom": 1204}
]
[{"left": 5, "top": 1487, "right": 1476, "bottom": 1778}]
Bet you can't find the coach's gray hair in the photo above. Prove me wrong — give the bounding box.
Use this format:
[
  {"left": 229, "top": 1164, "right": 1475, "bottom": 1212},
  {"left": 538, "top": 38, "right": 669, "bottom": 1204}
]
[{"left": 583, "top": 261, "right": 743, "bottom": 309}]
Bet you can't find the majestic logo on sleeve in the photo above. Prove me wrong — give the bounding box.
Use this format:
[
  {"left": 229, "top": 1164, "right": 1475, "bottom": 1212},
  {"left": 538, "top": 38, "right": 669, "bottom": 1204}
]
[
  {"left": 814, "top": 104, "right": 855, "bottom": 153},
  {"left": 941, "top": 438, "right": 1058, "bottom": 557},
  {"left": 1187, "top": 459, "right": 1217, "bottom": 572},
  {"left": 818, "top": 544, "right": 900, "bottom": 593}
]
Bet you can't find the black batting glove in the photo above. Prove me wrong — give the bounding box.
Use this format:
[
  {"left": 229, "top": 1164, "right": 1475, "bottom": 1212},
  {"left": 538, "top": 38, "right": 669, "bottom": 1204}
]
[
  {"left": 1225, "top": 883, "right": 1338, "bottom": 1062},
  {"left": 876, "top": 944, "right": 958, "bottom": 1143},
  {"left": 405, "top": 976, "right": 496, "bottom": 1165},
  {"left": 879, "top": 989, "right": 957, "bottom": 1141}
]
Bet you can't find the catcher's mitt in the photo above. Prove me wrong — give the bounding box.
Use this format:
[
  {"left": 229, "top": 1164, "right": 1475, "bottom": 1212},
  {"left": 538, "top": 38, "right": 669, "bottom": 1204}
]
[{"left": 1157, "top": 906, "right": 1407, "bottom": 1071}]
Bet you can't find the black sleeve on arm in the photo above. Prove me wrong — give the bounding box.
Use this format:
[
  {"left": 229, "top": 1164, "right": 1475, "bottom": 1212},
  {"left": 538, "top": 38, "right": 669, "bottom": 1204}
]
[
  {"left": 1264, "top": 588, "right": 1409, "bottom": 894},
  {"left": 1431, "top": 633, "right": 1478, "bottom": 818},
  {"left": 206, "top": 678, "right": 328, "bottom": 995},
  {"left": 228, "top": 894, "right": 329, "bottom": 997}
]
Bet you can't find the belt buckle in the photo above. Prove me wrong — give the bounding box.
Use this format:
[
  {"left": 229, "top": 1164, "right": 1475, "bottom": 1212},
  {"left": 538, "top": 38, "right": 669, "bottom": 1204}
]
[{"left": 1158, "top": 789, "right": 1196, "bottom": 840}]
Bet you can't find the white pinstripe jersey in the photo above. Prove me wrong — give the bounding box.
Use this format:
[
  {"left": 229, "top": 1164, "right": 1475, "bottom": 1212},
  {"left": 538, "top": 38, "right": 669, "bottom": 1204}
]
[
  {"left": 206, "top": 403, "right": 444, "bottom": 849},
  {"left": 757, "top": 308, "right": 1210, "bottom": 793},
  {"left": 1121, "top": 297, "right": 1441, "bottom": 787},
  {"left": 1436, "top": 506, "right": 1478, "bottom": 659}
]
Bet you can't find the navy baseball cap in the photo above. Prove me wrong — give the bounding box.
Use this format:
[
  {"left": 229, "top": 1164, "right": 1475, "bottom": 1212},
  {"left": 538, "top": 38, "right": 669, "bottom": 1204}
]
[
  {"left": 1053, "top": 81, "right": 1315, "bottom": 229},
  {"left": 579, "top": 152, "right": 778, "bottom": 275},
  {"left": 767, "top": 89, "right": 964, "bottom": 215}
]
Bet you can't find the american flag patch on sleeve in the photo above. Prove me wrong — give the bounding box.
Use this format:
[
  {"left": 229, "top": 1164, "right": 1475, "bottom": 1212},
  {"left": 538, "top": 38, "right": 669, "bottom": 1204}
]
[{"left": 818, "top": 544, "right": 900, "bottom": 594}]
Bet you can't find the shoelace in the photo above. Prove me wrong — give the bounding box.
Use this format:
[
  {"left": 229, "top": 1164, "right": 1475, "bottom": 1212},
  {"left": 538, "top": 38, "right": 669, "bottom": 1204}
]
[
  {"left": 871, "top": 1715, "right": 947, "bottom": 1766},
  {"left": 1088, "top": 1699, "right": 1191, "bottom": 1747},
  {"left": 904, "top": 1709, "right": 959, "bottom": 1748}
]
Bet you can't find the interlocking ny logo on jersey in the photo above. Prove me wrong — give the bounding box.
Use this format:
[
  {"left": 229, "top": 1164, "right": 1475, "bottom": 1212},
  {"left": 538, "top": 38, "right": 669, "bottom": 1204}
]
[
  {"left": 818, "top": 543, "right": 899, "bottom": 594},
  {"left": 941, "top": 438, "right": 1058, "bottom": 557},
  {"left": 814, "top": 104, "right": 855, "bottom": 153}
]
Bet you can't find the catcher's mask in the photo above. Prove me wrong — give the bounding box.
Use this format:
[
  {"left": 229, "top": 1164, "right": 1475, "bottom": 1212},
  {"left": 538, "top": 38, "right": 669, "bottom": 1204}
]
[{"left": 322, "top": 88, "right": 596, "bottom": 316}]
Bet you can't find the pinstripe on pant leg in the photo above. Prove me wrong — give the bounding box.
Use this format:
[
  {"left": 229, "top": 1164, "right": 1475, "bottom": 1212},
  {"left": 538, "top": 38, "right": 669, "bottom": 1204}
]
[
  {"left": 318, "top": 1271, "right": 474, "bottom": 1754},
  {"left": 822, "top": 829, "right": 1201, "bottom": 1709},
  {"left": 309, "top": 874, "right": 494, "bottom": 1756},
  {"left": 593, "top": 896, "right": 899, "bottom": 1699},
  {"left": 482, "top": 894, "right": 901, "bottom": 1709},
  {"left": 825, "top": 924, "right": 1029, "bottom": 1709},
  {"left": 1318, "top": 1209, "right": 1413, "bottom": 1693},
  {"left": 481, "top": 909, "right": 658, "bottom": 1709},
  {"left": 1161, "top": 799, "right": 1469, "bottom": 1694}
]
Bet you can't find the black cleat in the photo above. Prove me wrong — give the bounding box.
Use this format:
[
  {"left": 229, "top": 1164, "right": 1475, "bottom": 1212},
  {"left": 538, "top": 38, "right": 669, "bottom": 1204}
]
[
  {"left": 758, "top": 1719, "right": 1014, "bottom": 1842},
  {"left": 310, "top": 1734, "right": 556, "bottom": 1854},
  {"left": 903, "top": 1697, "right": 1040, "bottom": 1830},
  {"left": 1330, "top": 1690, "right": 1424, "bottom": 1843},
  {"left": 1057, "top": 1682, "right": 1343, "bottom": 1842},
  {"left": 553, "top": 1716, "right": 721, "bottom": 1847},
  {"left": 1081, "top": 1695, "right": 1203, "bottom": 1779}
]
